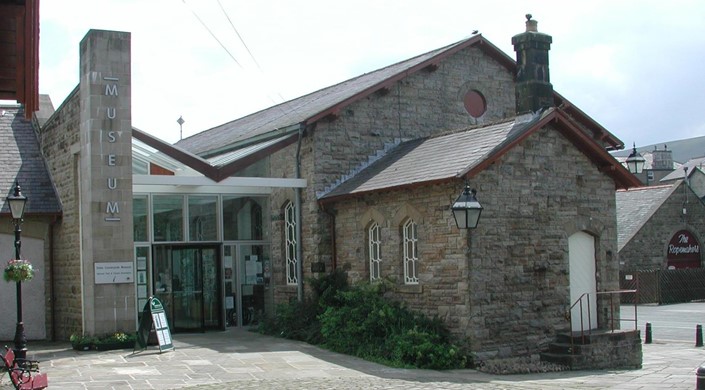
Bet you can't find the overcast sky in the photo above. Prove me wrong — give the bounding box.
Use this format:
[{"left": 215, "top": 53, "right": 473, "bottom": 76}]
[{"left": 32, "top": 1, "right": 705, "bottom": 147}]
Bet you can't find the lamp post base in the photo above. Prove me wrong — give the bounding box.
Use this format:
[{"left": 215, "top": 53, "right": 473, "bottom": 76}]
[{"left": 13, "top": 321, "right": 27, "bottom": 361}]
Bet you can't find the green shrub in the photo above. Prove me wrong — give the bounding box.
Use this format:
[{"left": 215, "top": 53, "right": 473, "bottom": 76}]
[
  {"left": 257, "top": 269, "right": 348, "bottom": 344},
  {"left": 259, "top": 271, "right": 468, "bottom": 370}
]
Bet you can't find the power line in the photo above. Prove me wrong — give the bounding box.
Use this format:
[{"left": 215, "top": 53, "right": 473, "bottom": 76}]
[
  {"left": 217, "top": 0, "right": 262, "bottom": 71},
  {"left": 182, "top": 0, "right": 243, "bottom": 69}
]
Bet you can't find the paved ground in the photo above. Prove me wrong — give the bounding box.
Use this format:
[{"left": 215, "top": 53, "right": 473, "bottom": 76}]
[{"left": 2, "top": 303, "right": 705, "bottom": 389}]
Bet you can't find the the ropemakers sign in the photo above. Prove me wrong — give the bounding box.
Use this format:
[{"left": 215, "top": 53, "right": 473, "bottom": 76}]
[{"left": 667, "top": 229, "right": 701, "bottom": 269}]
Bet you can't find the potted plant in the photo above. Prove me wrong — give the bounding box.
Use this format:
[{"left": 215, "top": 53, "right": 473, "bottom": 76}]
[
  {"left": 94, "top": 332, "right": 137, "bottom": 351},
  {"left": 3, "top": 259, "right": 34, "bottom": 282}
]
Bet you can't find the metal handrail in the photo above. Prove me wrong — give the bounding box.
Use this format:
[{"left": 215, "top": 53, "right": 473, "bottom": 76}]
[
  {"left": 569, "top": 292, "right": 591, "bottom": 344},
  {"left": 597, "top": 289, "right": 638, "bottom": 332},
  {"left": 567, "top": 289, "right": 638, "bottom": 354}
]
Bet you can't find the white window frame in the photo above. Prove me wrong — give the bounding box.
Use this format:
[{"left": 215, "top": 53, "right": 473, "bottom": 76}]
[
  {"left": 403, "top": 219, "right": 419, "bottom": 284},
  {"left": 368, "top": 222, "right": 381, "bottom": 281},
  {"left": 284, "top": 202, "right": 297, "bottom": 285}
]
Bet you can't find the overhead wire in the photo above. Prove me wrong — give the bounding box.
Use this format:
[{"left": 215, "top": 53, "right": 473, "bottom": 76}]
[
  {"left": 216, "top": 0, "right": 287, "bottom": 105},
  {"left": 182, "top": 0, "right": 311, "bottom": 132},
  {"left": 217, "top": 0, "right": 261, "bottom": 71},
  {"left": 182, "top": 0, "right": 243, "bottom": 69}
]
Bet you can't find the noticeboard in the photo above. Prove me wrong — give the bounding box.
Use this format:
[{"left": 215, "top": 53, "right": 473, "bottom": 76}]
[{"left": 135, "top": 297, "right": 174, "bottom": 353}]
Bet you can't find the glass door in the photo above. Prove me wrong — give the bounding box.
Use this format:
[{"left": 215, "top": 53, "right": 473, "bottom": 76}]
[
  {"left": 238, "top": 245, "right": 270, "bottom": 326},
  {"left": 153, "top": 245, "right": 222, "bottom": 332},
  {"left": 224, "top": 244, "right": 272, "bottom": 327}
]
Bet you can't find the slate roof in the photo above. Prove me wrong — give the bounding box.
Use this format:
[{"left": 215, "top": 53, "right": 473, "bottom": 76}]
[
  {"left": 0, "top": 105, "right": 61, "bottom": 216},
  {"left": 176, "top": 33, "right": 624, "bottom": 160},
  {"left": 615, "top": 184, "right": 678, "bottom": 251},
  {"left": 661, "top": 157, "right": 705, "bottom": 182},
  {"left": 319, "top": 112, "right": 542, "bottom": 200},
  {"left": 319, "top": 107, "right": 640, "bottom": 203},
  {"left": 176, "top": 37, "right": 475, "bottom": 157}
]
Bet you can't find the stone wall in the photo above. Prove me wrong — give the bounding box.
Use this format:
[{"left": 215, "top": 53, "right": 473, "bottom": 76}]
[
  {"left": 38, "top": 90, "right": 83, "bottom": 340},
  {"left": 572, "top": 330, "right": 642, "bottom": 370},
  {"left": 620, "top": 181, "right": 705, "bottom": 270},
  {"left": 330, "top": 125, "right": 620, "bottom": 358},
  {"left": 268, "top": 45, "right": 516, "bottom": 300}
]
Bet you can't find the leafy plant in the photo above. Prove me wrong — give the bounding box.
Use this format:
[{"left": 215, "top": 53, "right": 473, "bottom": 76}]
[
  {"left": 258, "top": 270, "right": 468, "bottom": 369},
  {"left": 3, "top": 259, "right": 34, "bottom": 282},
  {"left": 70, "top": 332, "right": 136, "bottom": 351}
]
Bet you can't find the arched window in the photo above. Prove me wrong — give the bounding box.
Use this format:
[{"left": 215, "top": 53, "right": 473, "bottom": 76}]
[
  {"left": 368, "top": 222, "right": 382, "bottom": 281},
  {"left": 403, "top": 219, "right": 418, "bottom": 284},
  {"left": 284, "top": 202, "right": 297, "bottom": 285}
]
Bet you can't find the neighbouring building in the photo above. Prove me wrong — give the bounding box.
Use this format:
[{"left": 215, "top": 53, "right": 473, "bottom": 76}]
[
  {"left": 661, "top": 157, "right": 705, "bottom": 199},
  {"left": 617, "top": 181, "right": 705, "bottom": 271}
]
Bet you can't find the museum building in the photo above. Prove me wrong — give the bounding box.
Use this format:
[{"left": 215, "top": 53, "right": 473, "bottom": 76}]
[{"left": 2, "top": 17, "right": 645, "bottom": 365}]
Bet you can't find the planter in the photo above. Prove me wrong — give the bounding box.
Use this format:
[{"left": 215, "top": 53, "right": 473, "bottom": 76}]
[{"left": 95, "top": 341, "right": 133, "bottom": 351}]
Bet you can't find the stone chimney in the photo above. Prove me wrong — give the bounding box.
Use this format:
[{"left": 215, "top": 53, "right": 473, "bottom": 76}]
[
  {"left": 651, "top": 145, "right": 673, "bottom": 170},
  {"left": 512, "top": 14, "right": 553, "bottom": 114}
]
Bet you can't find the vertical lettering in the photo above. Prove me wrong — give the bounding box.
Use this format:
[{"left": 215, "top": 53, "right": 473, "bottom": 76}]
[
  {"left": 105, "top": 84, "right": 118, "bottom": 96},
  {"left": 107, "top": 154, "right": 116, "bottom": 166},
  {"left": 107, "top": 107, "right": 116, "bottom": 119},
  {"left": 106, "top": 201, "right": 120, "bottom": 214},
  {"left": 107, "top": 178, "right": 117, "bottom": 189},
  {"left": 107, "top": 131, "right": 117, "bottom": 143}
]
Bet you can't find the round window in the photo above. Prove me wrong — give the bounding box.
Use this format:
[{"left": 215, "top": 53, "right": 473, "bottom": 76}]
[{"left": 463, "top": 90, "right": 486, "bottom": 118}]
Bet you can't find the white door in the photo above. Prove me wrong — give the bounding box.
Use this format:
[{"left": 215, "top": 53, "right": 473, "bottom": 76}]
[{"left": 568, "top": 231, "right": 598, "bottom": 331}]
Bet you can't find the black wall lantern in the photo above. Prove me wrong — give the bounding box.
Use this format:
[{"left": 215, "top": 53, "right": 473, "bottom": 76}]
[
  {"left": 452, "top": 184, "right": 483, "bottom": 229},
  {"left": 625, "top": 143, "right": 645, "bottom": 174}
]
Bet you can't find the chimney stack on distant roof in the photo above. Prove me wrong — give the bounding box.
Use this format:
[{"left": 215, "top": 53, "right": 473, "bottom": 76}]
[{"left": 512, "top": 14, "right": 553, "bottom": 115}]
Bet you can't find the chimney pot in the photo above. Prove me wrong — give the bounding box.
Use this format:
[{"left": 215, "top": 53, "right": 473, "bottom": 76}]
[{"left": 525, "top": 14, "right": 538, "bottom": 32}]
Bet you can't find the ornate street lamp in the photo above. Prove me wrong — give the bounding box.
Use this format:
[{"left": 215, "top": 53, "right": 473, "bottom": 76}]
[
  {"left": 452, "top": 184, "right": 483, "bottom": 229},
  {"left": 7, "top": 181, "right": 28, "bottom": 360},
  {"left": 625, "top": 143, "right": 646, "bottom": 174}
]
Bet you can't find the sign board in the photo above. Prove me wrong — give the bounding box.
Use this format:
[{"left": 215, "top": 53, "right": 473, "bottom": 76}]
[
  {"left": 135, "top": 297, "right": 174, "bottom": 353},
  {"left": 666, "top": 229, "right": 701, "bottom": 269},
  {"left": 95, "top": 262, "right": 134, "bottom": 284}
]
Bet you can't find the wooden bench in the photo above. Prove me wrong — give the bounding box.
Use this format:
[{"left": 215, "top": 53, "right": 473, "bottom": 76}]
[{"left": 1, "top": 347, "right": 48, "bottom": 390}]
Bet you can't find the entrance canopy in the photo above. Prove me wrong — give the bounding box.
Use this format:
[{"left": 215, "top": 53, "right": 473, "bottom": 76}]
[{"left": 132, "top": 132, "right": 305, "bottom": 195}]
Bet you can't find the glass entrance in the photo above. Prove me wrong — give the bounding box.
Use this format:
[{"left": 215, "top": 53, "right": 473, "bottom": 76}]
[
  {"left": 153, "top": 245, "right": 222, "bottom": 332},
  {"left": 224, "top": 244, "right": 272, "bottom": 327}
]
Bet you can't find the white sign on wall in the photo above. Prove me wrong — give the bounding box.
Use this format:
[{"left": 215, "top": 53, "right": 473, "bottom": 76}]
[{"left": 95, "top": 262, "right": 134, "bottom": 284}]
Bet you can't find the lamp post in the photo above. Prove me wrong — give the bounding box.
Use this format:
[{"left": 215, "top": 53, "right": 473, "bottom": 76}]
[
  {"left": 7, "top": 181, "right": 28, "bottom": 360},
  {"left": 452, "top": 184, "right": 483, "bottom": 229},
  {"left": 625, "top": 143, "right": 646, "bottom": 175}
]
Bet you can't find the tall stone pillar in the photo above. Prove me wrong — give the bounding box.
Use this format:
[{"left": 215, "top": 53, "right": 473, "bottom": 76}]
[{"left": 78, "top": 30, "right": 135, "bottom": 335}]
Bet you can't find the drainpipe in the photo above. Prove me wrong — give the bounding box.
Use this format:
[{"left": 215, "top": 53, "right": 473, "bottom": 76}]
[
  {"left": 295, "top": 126, "right": 304, "bottom": 302},
  {"left": 49, "top": 215, "right": 59, "bottom": 341}
]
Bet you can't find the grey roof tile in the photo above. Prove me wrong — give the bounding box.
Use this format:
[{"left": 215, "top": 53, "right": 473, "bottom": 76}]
[
  {"left": 0, "top": 106, "right": 61, "bottom": 216},
  {"left": 176, "top": 39, "right": 469, "bottom": 156},
  {"left": 615, "top": 184, "right": 677, "bottom": 251},
  {"left": 319, "top": 112, "right": 542, "bottom": 200}
]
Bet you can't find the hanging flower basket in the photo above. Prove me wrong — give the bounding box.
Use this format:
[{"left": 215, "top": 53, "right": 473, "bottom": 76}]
[{"left": 3, "top": 259, "right": 34, "bottom": 282}]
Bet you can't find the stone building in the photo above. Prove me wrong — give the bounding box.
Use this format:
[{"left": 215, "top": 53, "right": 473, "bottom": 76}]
[
  {"left": 617, "top": 181, "right": 705, "bottom": 271},
  {"left": 2, "top": 14, "right": 643, "bottom": 366},
  {"left": 177, "top": 16, "right": 640, "bottom": 361},
  {"left": 0, "top": 105, "right": 60, "bottom": 341},
  {"left": 661, "top": 157, "right": 705, "bottom": 199}
]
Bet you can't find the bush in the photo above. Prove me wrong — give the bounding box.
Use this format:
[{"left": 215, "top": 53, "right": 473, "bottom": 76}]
[
  {"left": 259, "top": 271, "right": 468, "bottom": 370},
  {"left": 257, "top": 269, "right": 348, "bottom": 344}
]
